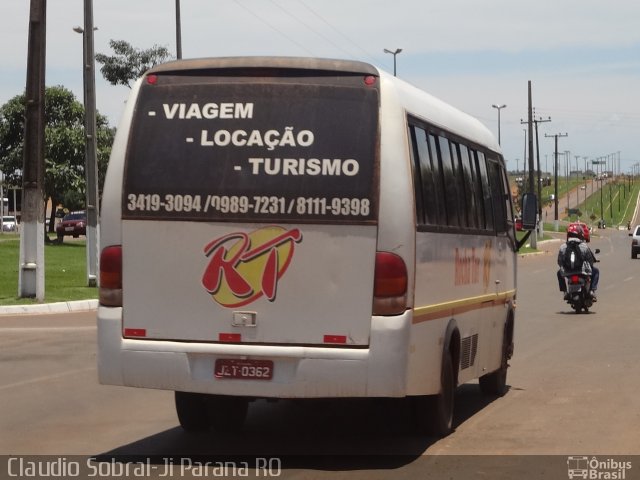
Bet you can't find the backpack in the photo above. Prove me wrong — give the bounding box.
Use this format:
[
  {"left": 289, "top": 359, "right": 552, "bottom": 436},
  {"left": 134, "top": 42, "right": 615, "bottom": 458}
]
[{"left": 562, "top": 241, "right": 584, "bottom": 271}]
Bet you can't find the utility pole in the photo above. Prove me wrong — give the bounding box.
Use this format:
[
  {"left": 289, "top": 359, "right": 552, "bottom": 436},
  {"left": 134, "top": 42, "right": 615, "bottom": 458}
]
[
  {"left": 522, "top": 112, "right": 551, "bottom": 235},
  {"left": 609, "top": 155, "right": 613, "bottom": 222},
  {"left": 564, "top": 150, "right": 571, "bottom": 208},
  {"left": 520, "top": 81, "right": 537, "bottom": 247},
  {"left": 81, "top": 0, "right": 99, "bottom": 287},
  {"left": 575, "top": 155, "right": 581, "bottom": 210},
  {"left": 19, "top": 0, "right": 47, "bottom": 299},
  {"left": 545, "top": 132, "right": 568, "bottom": 231},
  {"left": 534, "top": 115, "right": 551, "bottom": 235},
  {"left": 592, "top": 159, "right": 605, "bottom": 226}
]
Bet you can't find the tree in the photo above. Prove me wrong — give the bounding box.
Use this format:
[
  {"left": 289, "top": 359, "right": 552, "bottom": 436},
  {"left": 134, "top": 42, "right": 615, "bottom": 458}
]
[
  {"left": 95, "top": 40, "right": 171, "bottom": 88},
  {"left": 0, "top": 85, "right": 114, "bottom": 231}
]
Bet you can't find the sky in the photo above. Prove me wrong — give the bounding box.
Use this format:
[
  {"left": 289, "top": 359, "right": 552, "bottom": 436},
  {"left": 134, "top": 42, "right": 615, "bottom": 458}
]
[{"left": 2, "top": 0, "right": 640, "bottom": 174}]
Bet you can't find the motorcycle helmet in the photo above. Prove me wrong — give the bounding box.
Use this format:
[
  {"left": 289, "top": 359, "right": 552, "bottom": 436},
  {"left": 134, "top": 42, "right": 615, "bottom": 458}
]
[{"left": 567, "top": 223, "right": 584, "bottom": 241}]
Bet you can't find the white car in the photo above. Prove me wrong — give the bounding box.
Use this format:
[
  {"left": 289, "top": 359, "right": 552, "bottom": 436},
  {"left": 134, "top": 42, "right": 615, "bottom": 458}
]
[
  {"left": 1, "top": 216, "right": 16, "bottom": 232},
  {"left": 630, "top": 225, "right": 640, "bottom": 259}
]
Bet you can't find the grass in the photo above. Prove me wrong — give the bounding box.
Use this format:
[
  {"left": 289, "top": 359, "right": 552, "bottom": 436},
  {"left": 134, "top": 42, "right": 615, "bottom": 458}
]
[
  {"left": 513, "top": 175, "right": 640, "bottom": 228},
  {"left": 563, "top": 181, "right": 640, "bottom": 227},
  {"left": 0, "top": 234, "right": 98, "bottom": 305}
]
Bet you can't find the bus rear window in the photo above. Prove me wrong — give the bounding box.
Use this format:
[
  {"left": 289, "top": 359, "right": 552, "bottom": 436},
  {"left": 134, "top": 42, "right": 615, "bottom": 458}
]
[{"left": 123, "top": 74, "right": 379, "bottom": 224}]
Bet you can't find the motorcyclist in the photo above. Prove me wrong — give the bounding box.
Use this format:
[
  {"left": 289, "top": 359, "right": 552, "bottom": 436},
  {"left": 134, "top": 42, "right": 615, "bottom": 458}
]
[{"left": 557, "top": 224, "right": 599, "bottom": 301}]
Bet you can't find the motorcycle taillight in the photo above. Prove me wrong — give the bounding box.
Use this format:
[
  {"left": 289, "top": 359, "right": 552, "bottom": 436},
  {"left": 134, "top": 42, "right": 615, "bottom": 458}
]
[{"left": 570, "top": 275, "right": 581, "bottom": 284}]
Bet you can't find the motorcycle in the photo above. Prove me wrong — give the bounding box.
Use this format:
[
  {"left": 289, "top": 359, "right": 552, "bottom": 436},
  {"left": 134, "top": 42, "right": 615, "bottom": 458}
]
[{"left": 563, "top": 248, "right": 600, "bottom": 313}]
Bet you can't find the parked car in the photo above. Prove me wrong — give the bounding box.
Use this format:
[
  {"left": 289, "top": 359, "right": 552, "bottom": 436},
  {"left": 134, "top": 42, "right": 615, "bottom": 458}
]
[
  {"left": 630, "top": 225, "right": 640, "bottom": 259},
  {"left": 515, "top": 217, "right": 523, "bottom": 231},
  {"left": 568, "top": 221, "right": 591, "bottom": 243},
  {"left": 1, "top": 215, "right": 17, "bottom": 232},
  {"left": 56, "top": 211, "right": 86, "bottom": 241}
]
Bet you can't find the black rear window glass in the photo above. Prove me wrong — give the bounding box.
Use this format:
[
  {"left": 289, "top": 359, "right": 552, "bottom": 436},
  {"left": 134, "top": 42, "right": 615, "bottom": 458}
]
[{"left": 123, "top": 74, "right": 379, "bottom": 224}]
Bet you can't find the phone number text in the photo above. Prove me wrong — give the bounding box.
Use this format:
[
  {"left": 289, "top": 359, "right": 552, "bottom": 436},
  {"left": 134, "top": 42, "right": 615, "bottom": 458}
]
[{"left": 126, "top": 194, "right": 372, "bottom": 217}]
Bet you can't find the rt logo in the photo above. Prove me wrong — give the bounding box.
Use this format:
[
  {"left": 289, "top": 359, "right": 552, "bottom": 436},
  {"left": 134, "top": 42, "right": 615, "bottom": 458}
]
[{"left": 202, "top": 226, "right": 302, "bottom": 308}]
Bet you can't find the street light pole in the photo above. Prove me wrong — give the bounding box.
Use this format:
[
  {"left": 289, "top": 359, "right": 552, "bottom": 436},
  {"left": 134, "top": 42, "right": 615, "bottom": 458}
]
[
  {"left": 74, "top": 0, "right": 99, "bottom": 287},
  {"left": 592, "top": 159, "right": 605, "bottom": 226},
  {"left": 175, "top": 0, "right": 182, "bottom": 59},
  {"left": 383, "top": 48, "right": 402, "bottom": 76},
  {"left": 491, "top": 104, "right": 506, "bottom": 145}
]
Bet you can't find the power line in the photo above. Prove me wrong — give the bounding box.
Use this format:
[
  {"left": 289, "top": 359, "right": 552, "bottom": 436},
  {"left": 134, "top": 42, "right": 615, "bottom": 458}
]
[
  {"left": 230, "top": 0, "right": 315, "bottom": 56},
  {"left": 267, "top": 0, "right": 358, "bottom": 59},
  {"left": 294, "top": 0, "right": 378, "bottom": 63}
]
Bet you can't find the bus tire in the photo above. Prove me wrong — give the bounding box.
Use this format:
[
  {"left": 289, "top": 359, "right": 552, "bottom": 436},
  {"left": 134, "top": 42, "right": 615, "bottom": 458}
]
[
  {"left": 175, "top": 391, "right": 210, "bottom": 432},
  {"left": 413, "top": 352, "right": 455, "bottom": 437},
  {"left": 206, "top": 395, "right": 249, "bottom": 432},
  {"left": 479, "top": 320, "right": 511, "bottom": 396}
]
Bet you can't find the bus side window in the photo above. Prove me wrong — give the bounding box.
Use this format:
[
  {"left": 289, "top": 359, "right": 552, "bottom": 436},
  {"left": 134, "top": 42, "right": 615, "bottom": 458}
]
[
  {"left": 409, "top": 125, "right": 426, "bottom": 225},
  {"left": 499, "top": 164, "right": 517, "bottom": 247},
  {"left": 487, "top": 158, "right": 508, "bottom": 233},
  {"left": 476, "top": 151, "right": 494, "bottom": 231},
  {"left": 427, "top": 134, "right": 447, "bottom": 227},
  {"left": 437, "top": 136, "right": 460, "bottom": 228},
  {"left": 410, "top": 124, "right": 446, "bottom": 227},
  {"left": 450, "top": 141, "right": 470, "bottom": 229},
  {"left": 463, "top": 147, "right": 482, "bottom": 230},
  {"left": 457, "top": 143, "right": 478, "bottom": 230}
]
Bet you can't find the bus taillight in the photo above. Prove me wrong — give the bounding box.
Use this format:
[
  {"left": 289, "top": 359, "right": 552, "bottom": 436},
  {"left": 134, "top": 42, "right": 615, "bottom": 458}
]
[
  {"left": 100, "top": 245, "right": 122, "bottom": 307},
  {"left": 373, "top": 251, "right": 408, "bottom": 316}
]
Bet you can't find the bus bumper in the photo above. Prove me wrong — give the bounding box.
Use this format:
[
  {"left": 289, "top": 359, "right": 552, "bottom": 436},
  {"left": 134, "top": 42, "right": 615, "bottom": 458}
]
[{"left": 97, "top": 306, "right": 412, "bottom": 398}]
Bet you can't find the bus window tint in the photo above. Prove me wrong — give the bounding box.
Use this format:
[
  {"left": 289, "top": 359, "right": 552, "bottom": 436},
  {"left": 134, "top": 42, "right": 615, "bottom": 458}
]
[
  {"left": 450, "top": 142, "right": 469, "bottom": 228},
  {"left": 428, "top": 134, "right": 447, "bottom": 226},
  {"left": 476, "top": 151, "right": 494, "bottom": 231},
  {"left": 412, "top": 126, "right": 442, "bottom": 226},
  {"left": 487, "top": 159, "right": 508, "bottom": 233},
  {"left": 438, "top": 137, "right": 460, "bottom": 227},
  {"left": 409, "top": 126, "right": 426, "bottom": 225},
  {"left": 469, "top": 150, "right": 486, "bottom": 230},
  {"left": 459, "top": 144, "right": 479, "bottom": 229},
  {"left": 500, "top": 165, "right": 516, "bottom": 232}
]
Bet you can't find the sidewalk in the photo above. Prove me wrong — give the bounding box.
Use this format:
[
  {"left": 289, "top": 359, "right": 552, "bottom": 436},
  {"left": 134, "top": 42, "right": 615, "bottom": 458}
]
[{"left": 0, "top": 299, "right": 98, "bottom": 316}]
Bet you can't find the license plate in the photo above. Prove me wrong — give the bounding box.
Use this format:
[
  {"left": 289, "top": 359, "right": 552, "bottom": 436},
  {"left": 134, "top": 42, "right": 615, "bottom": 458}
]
[
  {"left": 214, "top": 359, "right": 273, "bottom": 380},
  {"left": 65, "top": 227, "right": 74, "bottom": 232}
]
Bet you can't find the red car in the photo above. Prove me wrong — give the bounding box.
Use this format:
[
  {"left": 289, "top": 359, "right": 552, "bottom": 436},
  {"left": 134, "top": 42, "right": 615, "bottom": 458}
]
[
  {"left": 568, "top": 221, "right": 590, "bottom": 242},
  {"left": 515, "top": 217, "right": 523, "bottom": 231},
  {"left": 56, "top": 211, "right": 86, "bottom": 242}
]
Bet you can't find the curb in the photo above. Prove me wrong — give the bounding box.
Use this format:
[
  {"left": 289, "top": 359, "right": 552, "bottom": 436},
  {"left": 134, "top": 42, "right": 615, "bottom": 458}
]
[{"left": 0, "top": 299, "right": 98, "bottom": 316}]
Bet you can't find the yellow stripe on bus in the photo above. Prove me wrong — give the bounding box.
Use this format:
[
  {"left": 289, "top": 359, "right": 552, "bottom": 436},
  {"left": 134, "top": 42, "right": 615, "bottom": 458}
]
[{"left": 412, "top": 289, "right": 516, "bottom": 324}]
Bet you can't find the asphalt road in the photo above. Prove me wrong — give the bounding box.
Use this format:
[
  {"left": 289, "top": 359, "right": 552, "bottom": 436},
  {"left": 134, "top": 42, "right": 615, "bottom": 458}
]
[{"left": 1, "top": 226, "right": 639, "bottom": 479}]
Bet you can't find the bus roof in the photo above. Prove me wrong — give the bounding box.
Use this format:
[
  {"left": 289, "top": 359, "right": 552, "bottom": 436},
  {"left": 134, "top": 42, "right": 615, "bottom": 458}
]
[
  {"left": 381, "top": 70, "right": 502, "bottom": 154},
  {"left": 147, "top": 56, "right": 379, "bottom": 77}
]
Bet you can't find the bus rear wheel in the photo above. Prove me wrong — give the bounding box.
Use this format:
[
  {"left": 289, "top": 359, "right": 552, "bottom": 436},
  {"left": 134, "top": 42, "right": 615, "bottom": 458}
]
[
  {"left": 413, "top": 353, "right": 455, "bottom": 437},
  {"left": 175, "top": 392, "right": 249, "bottom": 433},
  {"left": 175, "top": 391, "right": 210, "bottom": 432},
  {"left": 206, "top": 395, "right": 249, "bottom": 432}
]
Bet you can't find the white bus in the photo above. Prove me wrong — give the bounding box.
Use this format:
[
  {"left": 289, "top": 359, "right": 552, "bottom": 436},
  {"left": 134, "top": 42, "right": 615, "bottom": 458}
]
[{"left": 98, "top": 57, "right": 535, "bottom": 437}]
